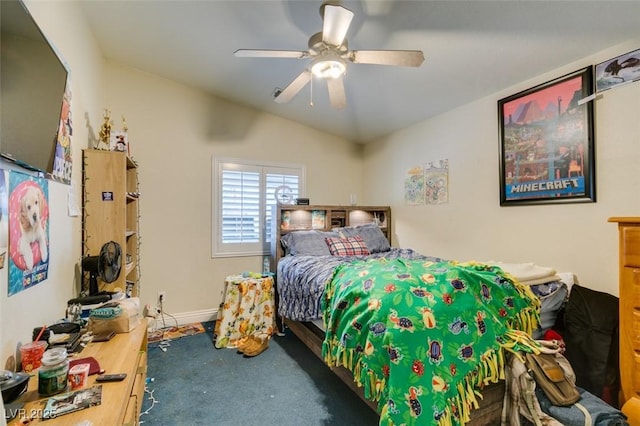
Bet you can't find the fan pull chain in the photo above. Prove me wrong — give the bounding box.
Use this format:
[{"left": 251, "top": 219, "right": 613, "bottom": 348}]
[{"left": 309, "top": 76, "right": 314, "bottom": 108}]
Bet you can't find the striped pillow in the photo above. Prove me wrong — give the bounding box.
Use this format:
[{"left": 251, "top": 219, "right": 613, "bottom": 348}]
[{"left": 325, "top": 236, "right": 370, "bottom": 256}]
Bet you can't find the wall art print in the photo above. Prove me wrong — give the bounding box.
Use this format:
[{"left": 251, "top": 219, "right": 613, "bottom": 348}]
[
  {"left": 51, "top": 79, "right": 72, "bottom": 185},
  {"left": 404, "top": 159, "right": 449, "bottom": 205},
  {"left": 595, "top": 48, "right": 640, "bottom": 92},
  {"left": 404, "top": 166, "right": 425, "bottom": 205},
  {"left": 498, "top": 67, "right": 595, "bottom": 206},
  {"left": 8, "top": 171, "right": 50, "bottom": 296},
  {"left": 424, "top": 159, "right": 449, "bottom": 205}
]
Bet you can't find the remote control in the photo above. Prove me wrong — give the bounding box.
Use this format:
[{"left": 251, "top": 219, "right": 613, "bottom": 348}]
[{"left": 96, "top": 373, "right": 127, "bottom": 382}]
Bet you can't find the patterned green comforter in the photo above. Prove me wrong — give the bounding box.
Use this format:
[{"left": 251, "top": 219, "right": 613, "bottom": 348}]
[{"left": 321, "top": 258, "right": 539, "bottom": 426}]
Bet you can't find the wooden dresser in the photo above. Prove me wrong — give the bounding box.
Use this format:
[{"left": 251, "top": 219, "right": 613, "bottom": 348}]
[
  {"left": 8, "top": 319, "right": 147, "bottom": 426},
  {"left": 609, "top": 217, "right": 640, "bottom": 419}
]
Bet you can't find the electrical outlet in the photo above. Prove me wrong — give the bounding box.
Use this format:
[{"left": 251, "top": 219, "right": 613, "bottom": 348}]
[
  {"left": 158, "top": 291, "right": 166, "bottom": 305},
  {"left": 144, "top": 304, "right": 154, "bottom": 318},
  {"left": 144, "top": 304, "right": 160, "bottom": 318}
]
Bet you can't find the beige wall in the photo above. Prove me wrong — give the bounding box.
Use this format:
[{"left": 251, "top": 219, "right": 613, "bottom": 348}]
[
  {"left": 0, "top": 0, "right": 103, "bottom": 379},
  {"left": 0, "top": 1, "right": 363, "bottom": 372},
  {"left": 101, "top": 62, "right": 363, "bottom": 321},
  {"left": 363, "top": 38, "right": 640, "bottom": 296},
  {"left": 1, "top": 2, "right": 638, "bottom": 390}
]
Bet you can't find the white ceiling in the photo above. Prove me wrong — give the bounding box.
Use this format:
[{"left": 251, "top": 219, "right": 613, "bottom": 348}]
[{"left": 78, "top": 0, "right": 640, "bottom": 143}]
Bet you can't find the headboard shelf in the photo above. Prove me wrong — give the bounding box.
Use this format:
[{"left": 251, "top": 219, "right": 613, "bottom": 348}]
[{"left": 270, "top": 204, "right": 391, "bottom": 269}]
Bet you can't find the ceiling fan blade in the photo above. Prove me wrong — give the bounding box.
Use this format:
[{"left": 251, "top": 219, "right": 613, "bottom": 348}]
[
  {"left": 274, "top": 70, "right": 312, "bottom": 104},
  {"left": 350, "top": 50, "right": 425, "bottom": 67},
  {"left": 234, "top": 49, "right": 308, "bottom": 59},
  {"left": 322, "top": 4, "right": 354, "bottom": 47},
  {"left": 327, "top": 76, "right": 346, "bottom": 110},
  {"left": 362, "top": 0, "right": 394, "bottom": 16}
]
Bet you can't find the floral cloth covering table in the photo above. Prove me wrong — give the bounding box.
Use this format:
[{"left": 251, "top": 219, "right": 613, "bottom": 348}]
[{"left": 214, "top": 274, "right": 276, "bottom": 349}]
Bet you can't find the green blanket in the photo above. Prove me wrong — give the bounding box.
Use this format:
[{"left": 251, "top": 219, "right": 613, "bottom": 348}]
[{"left": 322, "top": 258, "right": 539, "bottom": 426}]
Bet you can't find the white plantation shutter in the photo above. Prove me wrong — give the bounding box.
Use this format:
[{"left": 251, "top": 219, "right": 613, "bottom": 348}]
[
  {"left": 213, "top": 158, "right": 304, "bottom": 257},
  {"left": 221, "top": 168, "right": 260, "bottom": 243}
]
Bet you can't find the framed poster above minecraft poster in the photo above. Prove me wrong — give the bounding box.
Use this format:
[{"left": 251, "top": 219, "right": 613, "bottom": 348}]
[{"left": 497, "top": 67, "right": 595, "bottom": 206}]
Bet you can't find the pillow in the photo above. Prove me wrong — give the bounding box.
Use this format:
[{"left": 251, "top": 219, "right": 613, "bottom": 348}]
[
  {"left": 280, "top": 230, "right": 339, "bottom": 256},
  {"left": 333, "top": 223, "right": 391, "bottom": 253},
  {"left": 325, "top": 236, "right": 371, "bottom": 256}
]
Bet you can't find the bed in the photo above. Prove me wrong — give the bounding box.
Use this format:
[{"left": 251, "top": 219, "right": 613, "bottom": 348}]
[{"left": 271, "top": 206, "right": 540, "bottom": 425}]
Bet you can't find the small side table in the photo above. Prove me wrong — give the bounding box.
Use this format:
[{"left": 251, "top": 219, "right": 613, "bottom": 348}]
[{"left": 214, "top": 274, "right": 276, "bottom": 349}]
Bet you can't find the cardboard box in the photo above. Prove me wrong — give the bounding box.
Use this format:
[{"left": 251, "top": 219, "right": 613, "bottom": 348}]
[{"left": 88, "top": 297, "right": 140, "bottom": 334}]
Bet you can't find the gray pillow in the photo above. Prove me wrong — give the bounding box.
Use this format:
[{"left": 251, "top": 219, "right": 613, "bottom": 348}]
[
  {"left": 333, "top": 223, "right": 390, "bottom": 253},
  {"left": 281, "top": 230, "right": 339, "bottom": 256}
]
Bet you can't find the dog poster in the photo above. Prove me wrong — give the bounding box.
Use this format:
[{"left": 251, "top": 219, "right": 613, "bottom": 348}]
[{"left": 7, "top": 171, "right": 50, "bottom": 296}]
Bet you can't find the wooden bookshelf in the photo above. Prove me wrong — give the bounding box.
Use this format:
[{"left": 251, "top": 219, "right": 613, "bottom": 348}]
[{"left": 82, "top": 150, "right": 140, "bottom": 297}]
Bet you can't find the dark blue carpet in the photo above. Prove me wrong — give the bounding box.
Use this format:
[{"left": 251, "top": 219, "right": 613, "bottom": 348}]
[{"left": 140, "top": 322, "right": 379, "bottom": 425}]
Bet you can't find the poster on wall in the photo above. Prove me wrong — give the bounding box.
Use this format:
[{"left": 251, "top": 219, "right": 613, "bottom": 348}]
[
  {"left": 8, "top": 171, "right": 50, "bottom": 296},
  {"left": 595, "top": 48, "right": 640, "bottom": 93},
  {"left": 50, "top": 80, "right": 73, "bottom": 185},
  {"left": 424, "top": 159, "right": 449, "bottom": 205},
  {"left": 498, "top": 67, "right": 595, "bottom": 206},
  {"left": 404, "top": 166, "right": 425, "bottom": 205},
  {"left": 0, "top": 169, "right": 8, "bottom": 269}
]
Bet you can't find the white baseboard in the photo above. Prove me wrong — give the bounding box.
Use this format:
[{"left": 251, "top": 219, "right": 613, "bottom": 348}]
[{"left": 150, "top": 308, "right": 218, "bottom": 326}]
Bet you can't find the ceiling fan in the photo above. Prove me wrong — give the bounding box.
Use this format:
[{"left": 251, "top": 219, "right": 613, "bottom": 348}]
[{"left": 234, "top": 2, "right": 425, "bottom": 109}]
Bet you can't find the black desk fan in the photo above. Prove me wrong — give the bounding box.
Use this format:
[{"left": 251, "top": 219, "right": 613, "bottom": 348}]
[{"left": 81, "top": 241, "right": 122, "bottom": 296}]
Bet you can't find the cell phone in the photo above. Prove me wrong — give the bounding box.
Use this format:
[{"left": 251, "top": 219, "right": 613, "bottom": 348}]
[{"left": 96, "top": 373, "right": 127, "bottom": 382}]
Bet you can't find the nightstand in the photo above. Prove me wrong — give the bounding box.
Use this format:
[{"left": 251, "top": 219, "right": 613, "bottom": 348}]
[{"left": 214, "top": 274, "right": 275, "bottom": 349}]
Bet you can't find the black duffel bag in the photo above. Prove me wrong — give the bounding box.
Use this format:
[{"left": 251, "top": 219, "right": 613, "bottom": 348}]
[{"left": 557, "top": 284, "right": 620, "bottom": 408}]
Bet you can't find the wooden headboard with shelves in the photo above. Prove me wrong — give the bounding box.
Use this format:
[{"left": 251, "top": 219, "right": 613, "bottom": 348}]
[{"left": 269, "top": 205, "right": 391, "bottom": 269}]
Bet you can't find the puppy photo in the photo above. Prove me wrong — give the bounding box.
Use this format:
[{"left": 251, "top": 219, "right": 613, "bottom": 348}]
[{"left": 18, "top": 185, "right": 48, "bottom": 270}]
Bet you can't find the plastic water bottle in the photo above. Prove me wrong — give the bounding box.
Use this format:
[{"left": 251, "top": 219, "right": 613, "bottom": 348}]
[{"left": 263, "top": 257, "right": 270, "bottom": 275}]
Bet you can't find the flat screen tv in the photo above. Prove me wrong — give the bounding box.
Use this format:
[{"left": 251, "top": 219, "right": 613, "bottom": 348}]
[{"left": 1, "top": 0, "right": 69, "bottom": 175}]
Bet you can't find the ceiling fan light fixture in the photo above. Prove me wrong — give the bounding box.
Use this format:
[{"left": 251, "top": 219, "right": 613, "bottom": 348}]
[
  {"left": 311, "top": 56, "right": 346, "bottom": 79},
  {"left": 236, "top": 2, "right": 424, "bottom": 107}
]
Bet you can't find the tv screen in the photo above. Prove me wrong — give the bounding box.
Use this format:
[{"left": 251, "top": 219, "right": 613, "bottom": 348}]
[{"left": 1, "top": 0, "right": 69, "bottom": 175}]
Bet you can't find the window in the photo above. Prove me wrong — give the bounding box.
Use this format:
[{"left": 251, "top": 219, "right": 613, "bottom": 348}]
[{"left": 212, "top": 158, "right": 305, "bottom": 257}]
